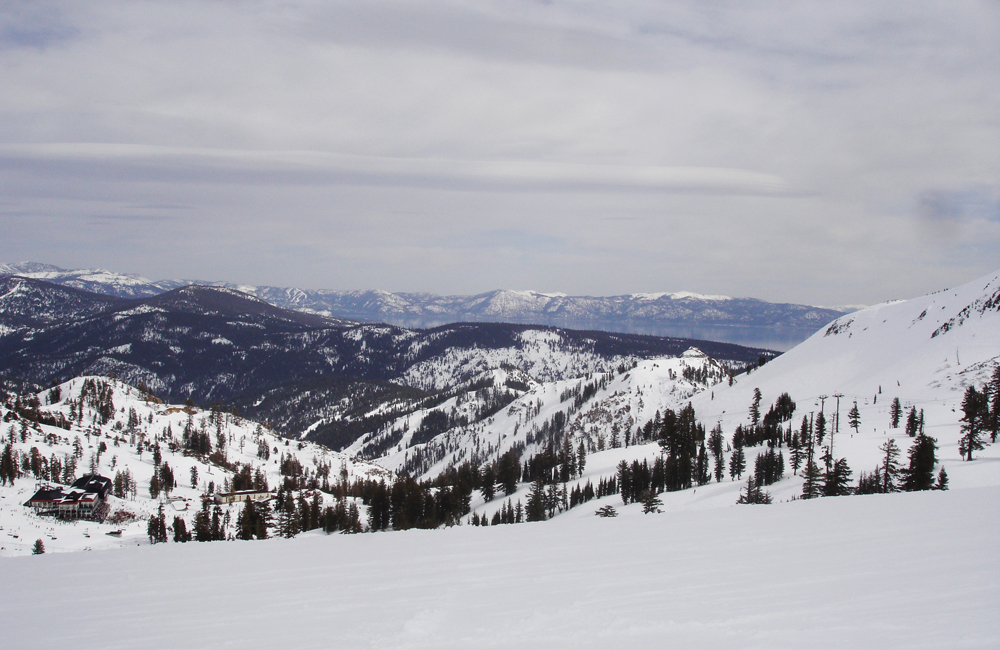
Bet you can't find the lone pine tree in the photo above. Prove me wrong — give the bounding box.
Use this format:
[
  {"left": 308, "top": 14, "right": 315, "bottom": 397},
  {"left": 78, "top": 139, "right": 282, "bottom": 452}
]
[
  {"left": 890, "top": 398, "right": 902, "bottom": 428},
  {"left": 847, "top": 401, "right": 860, "bottom": 434}
]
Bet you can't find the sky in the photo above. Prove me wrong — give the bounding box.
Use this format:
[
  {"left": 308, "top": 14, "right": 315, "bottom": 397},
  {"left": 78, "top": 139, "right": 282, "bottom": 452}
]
[{"left": 0, "top": 1, "right": 997, "bottom": 307}]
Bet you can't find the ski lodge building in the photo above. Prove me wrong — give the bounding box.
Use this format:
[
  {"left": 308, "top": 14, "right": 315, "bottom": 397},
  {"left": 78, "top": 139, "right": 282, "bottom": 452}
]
[{"left": 24, "top": 474, "right": 113, "bottom": 520}]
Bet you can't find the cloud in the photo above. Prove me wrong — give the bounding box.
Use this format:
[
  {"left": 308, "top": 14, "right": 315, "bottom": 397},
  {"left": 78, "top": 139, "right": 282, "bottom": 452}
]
[
  {"left": 916, "top": 186, "right": 1000, "bottom": 239},
  {"left": 0, "top": 1, "right": 997, "bottom": 306},
  {"left": 0, "top": 1, "right": 79, "bottom": 50},
  {"left": 0, "top": 143, "right": 791, "bottom": 195}
]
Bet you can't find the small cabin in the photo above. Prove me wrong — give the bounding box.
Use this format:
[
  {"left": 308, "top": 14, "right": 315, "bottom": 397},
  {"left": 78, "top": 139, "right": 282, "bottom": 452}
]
[{"left": 214, "top": 489, "right": 273, "bottom": 505}]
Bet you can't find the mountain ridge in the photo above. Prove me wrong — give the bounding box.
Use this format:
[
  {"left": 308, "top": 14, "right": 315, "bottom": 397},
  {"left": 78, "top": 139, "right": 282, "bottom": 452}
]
[{"left": 0, "top": 262, "right": 848, "bottom": 348}]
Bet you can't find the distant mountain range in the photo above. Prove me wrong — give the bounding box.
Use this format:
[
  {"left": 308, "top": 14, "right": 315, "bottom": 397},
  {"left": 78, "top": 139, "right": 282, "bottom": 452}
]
[
  {"left": 0, "top": 262, "right": 850, "bottom": 349},
  {"left": 0, "top": 274, "right": 768, "bottom": 449}
]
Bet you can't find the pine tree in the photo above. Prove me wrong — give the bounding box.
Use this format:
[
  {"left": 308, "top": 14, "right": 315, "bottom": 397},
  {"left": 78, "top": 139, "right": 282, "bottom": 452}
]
[
  {"left": 934, "top": 467, "right": 949, "bottom": 491},
  {"left": 890, "top": 398, "right": 902, "bottom": 428},
  {"left": 526, "top": 479, "right": 547, "bottom": 522},
  {"left": 904, "top": 407, "right": 919, "bottom": 438},
  {"left": 847, "top": 401, "right": 860, "bottom": 433},
  {"left": 708, "top": 424, "right": 725, "bottom": 482},
  {"left": 147, "top": 504, "right": 168, "bottom": 544},
  {"left": 576, "top": 442, "right": 587, "bottom": 476},
  {"left": 750, "top": 388, "right": 762, "bottom": 428},
  {"left": 32, "top": 538, "right": 45, "bottom": 555},
  {"left": 696, "top": 444, "right": 710, "bottom": 486},
  {"left": 815, "top": 411, "right": 827, "bottom": 446},
  {"left": 737, "top": 476, "right": 772, "bottom": 504},
  {"left": 0, "top": 443, "right": 18, "bottom": 485},
  {"left": 172, "top": 517, "right": 191, "bottom": 542},
  {"left": 800, "top": 459, "right": 823, "bottom": 499},
  {"left": 595, "top": 504, "right": 618, "bottom": 517},
  {"left": 959, "top": 386, "right": 988, "bottom": 461},
  {"left": 640, "top": 489, "right": 663, "bottom": 514},
  {"left": 729, "top": 444, "right": 746, "bottom": 481},
  {"left": 878, "top": 438, "right": 901, "bottom": 493},
  {"left": 988, "top": 365, "right": 1000, "bottom": 442},
  {"left": 901, "top": 434, "right": 938, "bottom": 491},
  {"left": 823, "top": 458, "right": 853, "bottom": 496},
  {"left": 236, "top": 498, "right": 258, "bottom": 540}
]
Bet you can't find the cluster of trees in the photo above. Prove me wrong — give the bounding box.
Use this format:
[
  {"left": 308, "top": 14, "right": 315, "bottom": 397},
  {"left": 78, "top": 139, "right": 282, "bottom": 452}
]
[
  {"left": 958, "top": 368, "right": 1000, "bottom": 461},
  {"left": 148, "top": 460, "right": 175, "bottom": 499},
  {"left": 360, "top": 476, "right": 472, "bottom": 531},
  {"left": 888, "top": 397, "right": 925, "bottom": 437},
  {"left": 113, "top": 468, "right": 137, "bottom": 499},
  {"left": 75, "top": 378, "right": 116, "bottom": 425},
  {"left": 1, "top": 441, "right": 78, "bottom": 486},
  {"left": 857, "top": 436, "right": 947, "bottom": 493}
]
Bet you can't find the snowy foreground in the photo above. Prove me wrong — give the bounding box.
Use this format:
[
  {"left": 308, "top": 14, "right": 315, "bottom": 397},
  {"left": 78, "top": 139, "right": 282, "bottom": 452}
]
[{"left": 3, "top": 486, "right": 997, "bottom": 650}]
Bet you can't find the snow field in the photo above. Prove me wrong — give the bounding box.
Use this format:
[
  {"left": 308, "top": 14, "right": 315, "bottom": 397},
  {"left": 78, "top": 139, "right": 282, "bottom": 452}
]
[{"left": 1, "top": 485, "right": 996, "bottom": 649}]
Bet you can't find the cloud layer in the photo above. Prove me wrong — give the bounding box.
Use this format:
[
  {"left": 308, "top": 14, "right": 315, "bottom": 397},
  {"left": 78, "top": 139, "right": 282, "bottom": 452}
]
[{"left": 1, "top": 1, "right": 997, "bottom": 305}]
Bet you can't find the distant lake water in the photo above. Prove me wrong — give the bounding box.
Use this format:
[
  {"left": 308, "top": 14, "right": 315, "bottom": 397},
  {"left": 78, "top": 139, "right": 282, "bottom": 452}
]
[{"left": 373, "top": 317, "right": 822, "bottom": 353}]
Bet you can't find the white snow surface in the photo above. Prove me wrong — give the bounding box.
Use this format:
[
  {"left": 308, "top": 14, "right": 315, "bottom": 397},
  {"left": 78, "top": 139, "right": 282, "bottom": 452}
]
[
  {"left": 0, "top": 378, "right": 389, "bottom": 557},
  {"left": 1, "top": 486, "right": 996, "bottom": 649}
]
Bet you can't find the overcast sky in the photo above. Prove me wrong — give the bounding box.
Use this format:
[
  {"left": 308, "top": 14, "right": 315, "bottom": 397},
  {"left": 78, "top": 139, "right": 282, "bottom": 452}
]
[{"left": 1, "top": 1, "right": 997, "bottom": 306}]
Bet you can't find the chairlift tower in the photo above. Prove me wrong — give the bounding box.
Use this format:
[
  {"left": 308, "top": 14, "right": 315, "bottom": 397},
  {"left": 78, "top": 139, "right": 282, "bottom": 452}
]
[{"left": 832, "top": 392, "right": 844, "bottom": 459}]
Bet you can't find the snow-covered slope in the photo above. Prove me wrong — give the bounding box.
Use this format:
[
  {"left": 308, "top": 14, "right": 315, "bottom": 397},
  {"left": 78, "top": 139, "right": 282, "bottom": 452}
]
[
  {"left": 685, "top": 269, "right": 999, "bottom": 479},
  {"left": 2, "top": 486, "right": 996, "bottom": 649},
  {"left": 436, "top": 270, "right": 999, "bottom": 525},
  {"left": 0, "top": 377, "right": 387, "bottom": 556},
  {"left": 0, "top": 262, "right": 179, "bottom": 298},
  {"left": 348, "top": 347, "right": 729, "bottom": 479}
]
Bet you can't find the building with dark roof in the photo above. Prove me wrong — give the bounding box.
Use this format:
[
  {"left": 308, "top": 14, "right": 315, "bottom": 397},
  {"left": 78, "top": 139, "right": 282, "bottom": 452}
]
[{"left": 24, "top": 474, "right": 112, "bottom": 520}]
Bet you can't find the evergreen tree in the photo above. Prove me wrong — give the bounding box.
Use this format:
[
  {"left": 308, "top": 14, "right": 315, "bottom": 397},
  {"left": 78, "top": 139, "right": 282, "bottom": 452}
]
[
  {"left": 904, "top": 407, "right": 919, "bottom": 438},
  {"left": 890, "top": 398, "right": 902, "bottom": 428},
  {"left": 815, "top": 411, "right": 827, "bottom": 446},
  {"left": 525, "top": 478, "right": 548, "bottom": 522},
  {"left": 194, "top": 502, "right": 212, "bottom": 541},
  {"left": 480, "top": 466, "right": 495, "bottom": 502},
  {"left": 640, "top": 489, "right": 663, "bottom": 514},
  {"left": 878, "top": 438, "right": 902, "bottom": 493},
  {"left": 847, "top": 401, "right": 860, "bottom": 433},
  {"left": 712, "top": 449, "right": 726, "bottom": 483},
  {"left": 576, "top": 442, "right": 587, "bottom": 476},
  {"left": 901, "top": 434, "right": 938, "bottom": 491},
  {"left": 172, "top": 517, "right": 191, "bottom": 542},
  {"left": 855, "top": 468, "right": 882, "bottom": 495},
  {"left": 708, "top": 424, "right": 725, "bottom": 482},
  {"left": 989, "top": 365, "right": 1000, "bottom": 442},
  {"left": 736, "top": 476, "right": 772, "bottom": 504},
  {"left": 729, "top": 445, "right": 746, "bottom": 481},
  {"left": 695, "top": 444, "right": 711, "bottom": 486},
  {"left": 0, "top": 443, "right": 18, "bottom": 485},
  {"left": 823, "top": 458, "right": 853, "bottom": 496},
  {"left": 595, "top": 504, "right": 618, "bottom": 517},
  {"left": 958, "top": 386, "right": 988, "bottom": 461},
  {"left": 889, "top": 397, "right": 903, "bottom": 429},
  {"left": 934, "top": 467, "right": 949, "bottom": 491},
  {"left": 147, "top": 505, "right": 168, "bottom": 544},
  {"left": 800, "top": 440, "right": 823, "bottom": 500},
  {"left": 32, "top": 538, "right": 45, "bottom": 555},
  {"left": 750, "top": 388, "right": 762, "bottom": 428},
  {"left": 237, "top": 498, "right": 259, "bottom": 540},
  {"left": 789, "top": 430, "right": 803, "bottom": 474}
]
